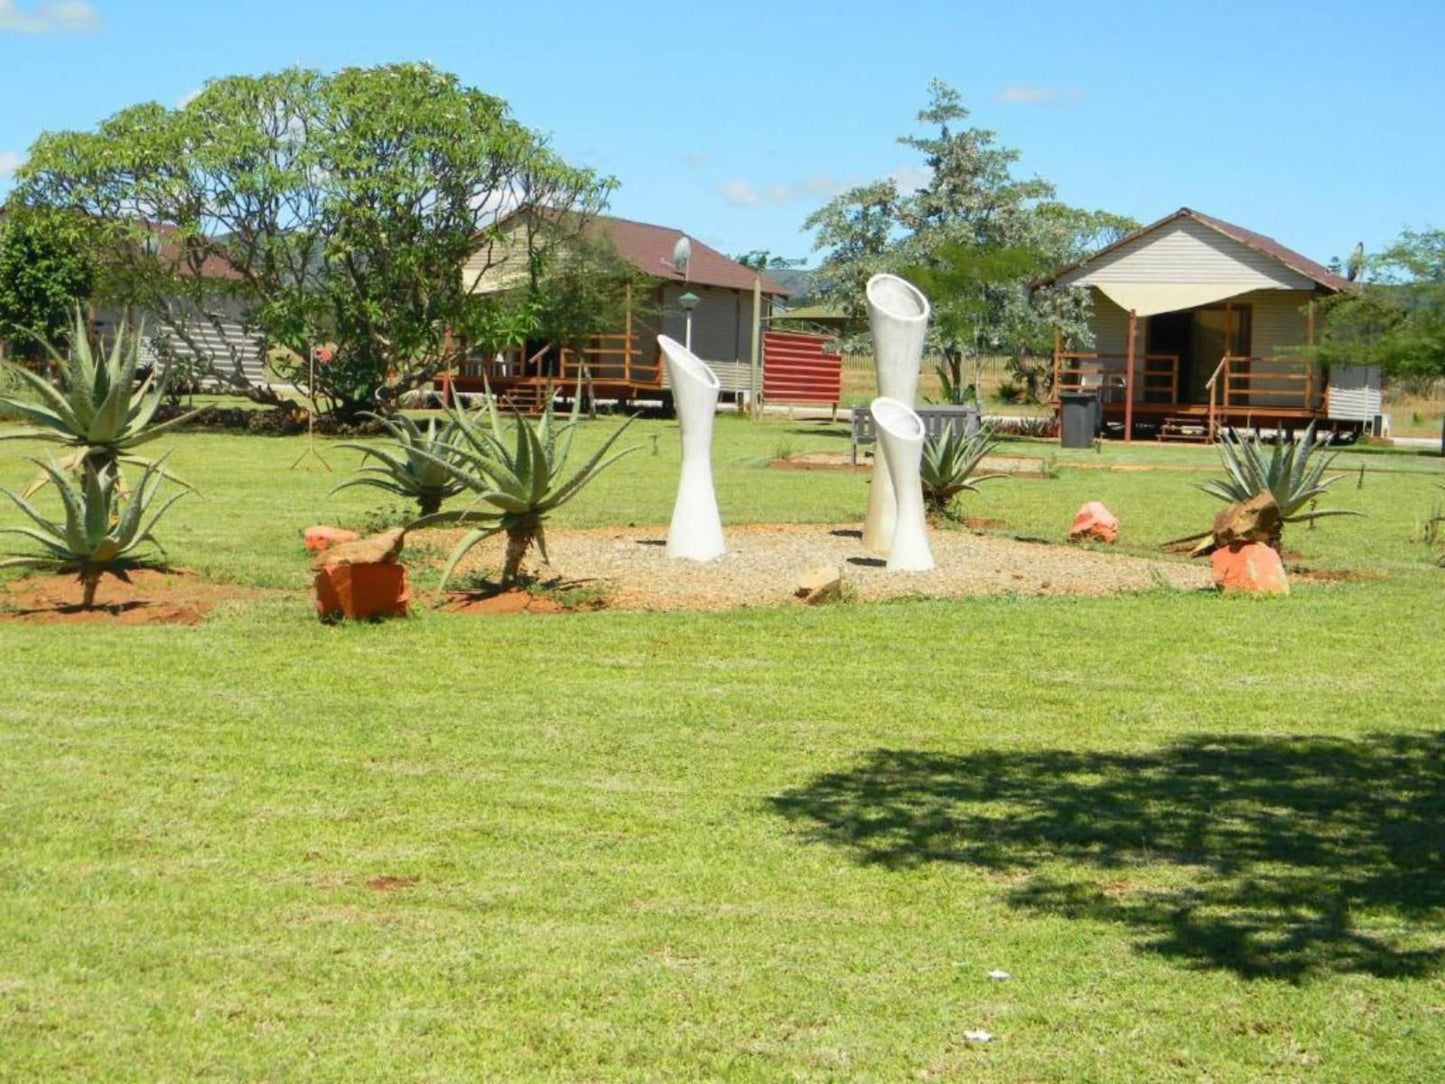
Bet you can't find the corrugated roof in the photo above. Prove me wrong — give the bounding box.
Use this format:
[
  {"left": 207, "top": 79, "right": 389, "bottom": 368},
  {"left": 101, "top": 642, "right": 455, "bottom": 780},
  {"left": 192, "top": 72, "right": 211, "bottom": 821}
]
[
  {"left": 1185, "top": 209, "right": 1353, "bottom": 292},
  {"left": 581, "top": 214, "right": 789, "bottom": 296},
  {"left": 1034, "top": 207, "right": 1353, "bottom": 293}
]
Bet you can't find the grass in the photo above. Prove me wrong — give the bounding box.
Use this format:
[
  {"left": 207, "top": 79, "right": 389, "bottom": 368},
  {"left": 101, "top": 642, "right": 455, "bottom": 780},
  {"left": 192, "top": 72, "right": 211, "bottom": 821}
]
[{"left": 1, "top": 414, "right": 1444, "bottom": 1081}]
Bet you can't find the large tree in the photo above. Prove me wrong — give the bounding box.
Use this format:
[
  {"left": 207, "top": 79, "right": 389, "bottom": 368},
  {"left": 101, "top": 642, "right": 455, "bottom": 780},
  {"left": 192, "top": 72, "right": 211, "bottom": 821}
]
[
  {"left": 1313, "top": 227, "right": 1445, "bottom": 451},
  {"left": 14, "top": 63, "right": 611, "bottom": 420},
  {"left": 0, "top": 208, "right": 94, "bottom": 360},
  {"left": 805, "top": 80, "right": 1136, "bottom": 401}
]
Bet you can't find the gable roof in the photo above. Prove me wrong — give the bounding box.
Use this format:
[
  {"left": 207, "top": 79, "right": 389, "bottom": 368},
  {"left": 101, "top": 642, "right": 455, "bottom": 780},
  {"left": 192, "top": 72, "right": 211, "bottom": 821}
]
[
  {"left": 582, "top": 214, "right": 789, "bottom": 296},
  {"left": 1035, "top": 207, "right": 1353, "bottom": 293}
]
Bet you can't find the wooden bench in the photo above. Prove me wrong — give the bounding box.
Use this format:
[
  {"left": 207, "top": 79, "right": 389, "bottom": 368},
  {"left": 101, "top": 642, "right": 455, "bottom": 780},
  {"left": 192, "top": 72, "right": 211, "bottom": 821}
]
[{"left": 850, "top": 404, "right": 981, "bottom": 464}]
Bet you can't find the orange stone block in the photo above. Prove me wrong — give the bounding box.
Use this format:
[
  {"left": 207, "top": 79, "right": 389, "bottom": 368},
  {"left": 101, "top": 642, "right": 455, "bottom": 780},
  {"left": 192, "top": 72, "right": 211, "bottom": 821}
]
[
  {"left": 1211, "top": 542, "right": 1289, "bottom": 595},
  {"left": 314, "top": 562, "right": 410, "bottom": 620},
  {"left": 1069, "top": 501, "right": 1119, "bottom": 544},
  {"left": 303, "top": 525, "right": 360, "bottom": 553}
]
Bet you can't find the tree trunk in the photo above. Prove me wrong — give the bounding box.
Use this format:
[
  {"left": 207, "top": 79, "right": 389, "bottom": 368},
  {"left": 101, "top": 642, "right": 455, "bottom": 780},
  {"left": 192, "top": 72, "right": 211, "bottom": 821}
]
[
  {"left": 1267, "top": 520, "right": 1284, "bottom": 555},
  {"left": 81, "top": 568, "right": 100, "bottom": 610},
  {"left": 501, "top": 525, "right": 532, "bottom": 585},
  {"left": 418, "top": 492, "right": 443, "bottom": 517}
]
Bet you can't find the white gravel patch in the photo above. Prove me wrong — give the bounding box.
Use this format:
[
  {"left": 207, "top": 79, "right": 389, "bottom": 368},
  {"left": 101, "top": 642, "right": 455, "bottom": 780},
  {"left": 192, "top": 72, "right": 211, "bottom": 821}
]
[{"left": 416, "top": 522, "right": 1212, "bottom": 612}]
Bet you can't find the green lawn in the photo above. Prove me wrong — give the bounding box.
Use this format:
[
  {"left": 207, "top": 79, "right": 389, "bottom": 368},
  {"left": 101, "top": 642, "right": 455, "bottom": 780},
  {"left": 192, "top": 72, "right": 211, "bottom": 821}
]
[{"left": 2, "top": 416, "right": 1444, "bottom": 1081}]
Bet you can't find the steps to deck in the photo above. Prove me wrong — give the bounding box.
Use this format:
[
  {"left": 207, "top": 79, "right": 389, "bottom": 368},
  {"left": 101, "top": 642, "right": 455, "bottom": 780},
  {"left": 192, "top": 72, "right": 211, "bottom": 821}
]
[{"left": 1157, "top": 415, "right": 1212, "bottom": 443}]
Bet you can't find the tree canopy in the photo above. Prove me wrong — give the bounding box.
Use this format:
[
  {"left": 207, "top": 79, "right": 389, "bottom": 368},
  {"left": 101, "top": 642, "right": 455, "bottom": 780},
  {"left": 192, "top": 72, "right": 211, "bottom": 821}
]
[
  {"left": 804, "top": 79, "right": 1136, "bottom": 400},
  {"left": 1314, "top": 227, "right": 1445, "bottom": 450},
  {"left": 14, "top": 63, "right": 612, "bottom": 418},
  {"left": 0, "top": 209, "right": 95, "bottom": 359}
]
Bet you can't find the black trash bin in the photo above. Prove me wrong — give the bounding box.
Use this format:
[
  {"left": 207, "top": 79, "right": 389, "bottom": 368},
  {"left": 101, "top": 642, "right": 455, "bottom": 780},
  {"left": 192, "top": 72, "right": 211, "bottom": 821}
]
[{"left": 1058, "top": 391, "right": 1099, "bottom": 448}]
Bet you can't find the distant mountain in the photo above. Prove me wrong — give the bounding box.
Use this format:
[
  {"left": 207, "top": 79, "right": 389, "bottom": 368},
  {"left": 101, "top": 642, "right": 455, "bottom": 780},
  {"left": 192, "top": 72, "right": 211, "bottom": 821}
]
[{"left": 766, "top": 268, "right": 818, "bottom": 304}]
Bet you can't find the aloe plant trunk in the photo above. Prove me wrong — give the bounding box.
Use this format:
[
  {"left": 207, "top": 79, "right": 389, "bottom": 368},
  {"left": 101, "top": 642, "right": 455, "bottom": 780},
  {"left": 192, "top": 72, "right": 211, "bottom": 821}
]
[
  {"left": 81, "top": 566, "right": 101, "bottom": 610},
  {"left": 501, "top": 522, "right": 536, "bottom": 585},
  {"left": 418, "top": 493, "right": 444, "bottom": 517}
]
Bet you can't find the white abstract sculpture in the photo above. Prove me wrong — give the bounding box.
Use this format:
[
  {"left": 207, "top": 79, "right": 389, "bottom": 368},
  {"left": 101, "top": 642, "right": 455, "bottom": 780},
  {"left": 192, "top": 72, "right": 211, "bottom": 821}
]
[
  {"left": 658, "top": 334, "right": 726, "bottom": 561},
  {"left": 862, "top": 273, "right": 930, "bottom": 554},
  {"left": 870, "top": 396, "right": 934, "bottom": 572}
]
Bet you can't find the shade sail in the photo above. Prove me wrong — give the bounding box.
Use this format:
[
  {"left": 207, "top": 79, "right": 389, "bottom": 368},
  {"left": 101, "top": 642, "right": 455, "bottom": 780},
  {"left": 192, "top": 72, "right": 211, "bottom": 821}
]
[{"left": 1094, "top": 281, "right": 1258, "bottom": 316}]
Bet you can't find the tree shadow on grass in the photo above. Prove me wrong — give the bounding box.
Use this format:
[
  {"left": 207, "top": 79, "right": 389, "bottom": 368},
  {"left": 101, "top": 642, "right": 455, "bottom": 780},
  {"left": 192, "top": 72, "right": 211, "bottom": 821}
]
[{"left": 768, "top": 733, "right": 1445, "bottom": 981}]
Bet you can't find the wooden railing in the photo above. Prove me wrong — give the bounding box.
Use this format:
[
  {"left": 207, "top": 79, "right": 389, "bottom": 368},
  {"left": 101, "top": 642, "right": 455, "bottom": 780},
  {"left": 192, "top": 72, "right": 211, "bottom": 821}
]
[
  {"left": 458, "top": 333, "right": 661, "bottom": 390},
  {"left": 1053, "top": 352, "right": 1179, "bottom": 404},
  {"left": 1206, "top": 355, "right": 1321, "bottom": 443}
]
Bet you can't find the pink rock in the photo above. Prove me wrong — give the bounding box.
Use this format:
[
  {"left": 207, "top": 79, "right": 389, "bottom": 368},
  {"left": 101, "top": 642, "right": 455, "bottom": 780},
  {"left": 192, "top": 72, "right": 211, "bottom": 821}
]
[
  {"left": 303, "top": 525, "right": 360, "bottom": 553},
  {"left": 1211, "top": 542, "right": 1290, "bottom": 595},
  {"left": 1069, "top": 501, "right": 1119, "bottom": 544}
]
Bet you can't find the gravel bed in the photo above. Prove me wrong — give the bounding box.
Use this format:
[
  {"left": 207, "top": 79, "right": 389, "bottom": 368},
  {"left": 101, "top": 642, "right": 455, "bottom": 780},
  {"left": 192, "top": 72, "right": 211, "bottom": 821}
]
[{"left": 416, "top": 523, "right": 1212, "bottom": 612}]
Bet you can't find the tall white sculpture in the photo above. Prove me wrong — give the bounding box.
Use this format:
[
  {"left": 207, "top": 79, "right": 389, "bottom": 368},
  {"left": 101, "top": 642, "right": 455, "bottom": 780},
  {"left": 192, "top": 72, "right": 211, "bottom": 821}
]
[
  {"left": 862, "top": 273, "right": 930, "bottom": 554},
  {"left": 658, "top": 334, "right": 726, "bottom": 561},
  {"left": 870, "top": 397, "right": 934, "bottom": 572}
]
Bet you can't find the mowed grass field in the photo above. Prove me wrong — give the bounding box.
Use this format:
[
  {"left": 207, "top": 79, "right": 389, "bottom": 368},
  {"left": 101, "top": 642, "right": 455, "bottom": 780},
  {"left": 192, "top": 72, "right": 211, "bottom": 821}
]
[{"left": 1, "top": 413, "right": 1444, "bottom": 1082}]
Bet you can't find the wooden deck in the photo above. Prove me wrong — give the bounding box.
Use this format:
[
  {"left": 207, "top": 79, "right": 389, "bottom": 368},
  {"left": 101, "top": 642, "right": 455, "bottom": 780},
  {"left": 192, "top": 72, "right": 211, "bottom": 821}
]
[
  {"left": 436, "top": 333, "right": 662, "bottom": 412},
  {"left": 1053, "top": 352, "right": 1355, "bottom": 442}
]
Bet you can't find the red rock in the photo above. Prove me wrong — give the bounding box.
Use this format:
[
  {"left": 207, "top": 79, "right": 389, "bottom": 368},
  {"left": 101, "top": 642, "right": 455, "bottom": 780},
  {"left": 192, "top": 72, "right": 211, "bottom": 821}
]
[
  {"left": 1069, "top": 501, "right": 1119, "bottom": 544},
  {"left": 303, "top": 525, "right": 359, "bottom": 553},
  {"left": 1211, "top": 542, "right": 1290, "bottom": 595},
  {"left": 314, "top": 563, "right": 410, "bottom": 620}
]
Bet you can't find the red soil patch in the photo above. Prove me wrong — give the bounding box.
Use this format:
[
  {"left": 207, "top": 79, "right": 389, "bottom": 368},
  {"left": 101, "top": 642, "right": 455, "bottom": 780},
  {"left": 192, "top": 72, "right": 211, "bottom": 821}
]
[
  {"left": 1287, "top": 566, "right": 1386, "bottom": 584},
  {"left": 438, "top": 583, "right": 605, "bottom": 615},
  {"left": 366, "top": 875, "right": 418, "bottom": 892},
  {"left": 0, "top": 568, "right": 262, "bottom": 626}
]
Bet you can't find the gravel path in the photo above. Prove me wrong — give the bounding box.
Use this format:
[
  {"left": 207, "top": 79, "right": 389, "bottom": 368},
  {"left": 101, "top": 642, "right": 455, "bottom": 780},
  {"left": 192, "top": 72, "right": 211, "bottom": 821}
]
[{"left": 417, "top": 523, "right": 1212, "bottom": 612}]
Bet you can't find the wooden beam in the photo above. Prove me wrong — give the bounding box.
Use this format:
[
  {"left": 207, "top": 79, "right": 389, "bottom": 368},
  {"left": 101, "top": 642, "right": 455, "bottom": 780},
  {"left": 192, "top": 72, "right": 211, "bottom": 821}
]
[
  {"left": 1124, "top": 309, "right": 1137, "bottom": 442},
  {"left": 623, "top": 281, "right": 633, "bottom": 383}
]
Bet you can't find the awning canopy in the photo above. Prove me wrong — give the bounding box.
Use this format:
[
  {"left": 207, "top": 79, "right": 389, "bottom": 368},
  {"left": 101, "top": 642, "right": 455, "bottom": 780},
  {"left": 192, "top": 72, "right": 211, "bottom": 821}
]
[{"left": 1093, "top": 281, "right": 1259, "bottom": 317}]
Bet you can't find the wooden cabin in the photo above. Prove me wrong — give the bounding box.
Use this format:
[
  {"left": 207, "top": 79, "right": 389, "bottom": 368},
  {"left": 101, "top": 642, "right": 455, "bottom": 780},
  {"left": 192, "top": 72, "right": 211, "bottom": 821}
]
[
  {"left": 1035, "top": 208, "right": 1381, "bottom": 442},
  {"left": 445, "top": 211, "right": 790, "bottom": 411}
]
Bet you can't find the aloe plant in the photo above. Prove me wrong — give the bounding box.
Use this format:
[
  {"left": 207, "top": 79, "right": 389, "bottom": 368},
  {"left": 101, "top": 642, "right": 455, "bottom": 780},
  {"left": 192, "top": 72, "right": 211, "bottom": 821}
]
[
  {"left": 331, "top": 414, "right": 469, "bottom": 516},
  {"left": 920, "top": 424, "right": 1003, "bottom": 514},
  {"left": 0, "top": 308, "right": 208, "bottom": 490},
  {"left": 1198, "top": 423, "right": 1361, "bottom": 549},
  {"left": 0, "top": 455, "right": 187, "bottom": 608},
  {"left": 411, "top": 390, "right": 637, "bottom": 587}
]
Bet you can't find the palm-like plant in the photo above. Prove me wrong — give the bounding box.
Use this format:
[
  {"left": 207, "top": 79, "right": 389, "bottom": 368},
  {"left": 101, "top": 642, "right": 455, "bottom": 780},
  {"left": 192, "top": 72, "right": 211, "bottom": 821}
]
[
  {"left": 1198, "top": 423, "right": 1361, "bottom": 549},
  {"left": 920, "top": 424, "right": 1003, "bottom": 514},
  {"left": 0, "top": 308, "right": 208, "bottom": 490},
  {"left": 0, "top": 455, "right": 187, "bottom": 608},
  {"left": 411, "top": 390, "right": 638, "bottom": 587},
  {"left": 331, "top": 414, "right": 469, "bottom": 516}
]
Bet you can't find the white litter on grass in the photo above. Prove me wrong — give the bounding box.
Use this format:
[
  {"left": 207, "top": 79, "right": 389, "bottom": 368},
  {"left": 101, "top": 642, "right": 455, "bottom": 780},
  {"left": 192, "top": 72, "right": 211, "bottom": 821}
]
[
  {"left": 986, "top": 970, "right": 1011, "bottom": 980},
  {"left": 963, "top": 1029, "right": 994, "bottom": 1043}
]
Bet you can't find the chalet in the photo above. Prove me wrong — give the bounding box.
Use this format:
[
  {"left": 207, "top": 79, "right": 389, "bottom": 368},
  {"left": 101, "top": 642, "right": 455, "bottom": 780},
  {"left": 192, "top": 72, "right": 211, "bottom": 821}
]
[
  {"left": 449, "top": 211, "right": 792, "bottom": 411},
  {"left": 1035, "top": 208, "right": 1382, "bottom": 441}
]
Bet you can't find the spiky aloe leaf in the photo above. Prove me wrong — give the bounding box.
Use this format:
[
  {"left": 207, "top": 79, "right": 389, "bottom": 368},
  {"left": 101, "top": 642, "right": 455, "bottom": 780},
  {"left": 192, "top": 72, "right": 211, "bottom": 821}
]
[{"left": 437, "top": 524, "right": 504, "bottom": 589}]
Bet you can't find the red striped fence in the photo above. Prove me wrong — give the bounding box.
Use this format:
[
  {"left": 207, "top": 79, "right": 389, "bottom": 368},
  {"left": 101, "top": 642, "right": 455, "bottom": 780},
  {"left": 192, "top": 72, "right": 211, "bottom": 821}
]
[{"left": 762, "top": 331, "right": 842, "bottom": 407}]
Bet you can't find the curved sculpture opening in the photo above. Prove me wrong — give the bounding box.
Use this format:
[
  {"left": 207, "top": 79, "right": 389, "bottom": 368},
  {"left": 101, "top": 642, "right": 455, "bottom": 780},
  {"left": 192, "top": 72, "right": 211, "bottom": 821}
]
[
  {"left": 871, "top": 396, "right": 925, "bottom": 441},
  {"left": 657, "top": 335, "right": 721, "bottom": 390},
  {"left": 866, "top": 274, "right": 931, "bottom": 325}
]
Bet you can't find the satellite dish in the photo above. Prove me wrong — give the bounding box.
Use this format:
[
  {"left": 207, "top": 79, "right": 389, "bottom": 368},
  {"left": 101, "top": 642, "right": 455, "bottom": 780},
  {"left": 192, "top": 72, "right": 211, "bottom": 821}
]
[{"left": 671, "top": 236, "right": 692, "bottom": 278}]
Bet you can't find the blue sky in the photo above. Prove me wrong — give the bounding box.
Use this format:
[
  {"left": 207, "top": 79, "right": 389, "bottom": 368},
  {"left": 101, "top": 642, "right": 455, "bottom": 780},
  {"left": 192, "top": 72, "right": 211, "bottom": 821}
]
[{"left": 1, "top": 0, "right": 1440, "bottom": 268}]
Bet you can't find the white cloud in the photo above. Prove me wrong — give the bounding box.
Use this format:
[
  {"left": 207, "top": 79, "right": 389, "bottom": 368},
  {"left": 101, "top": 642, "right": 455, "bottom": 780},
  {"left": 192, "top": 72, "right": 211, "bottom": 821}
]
[
  {"left": 0, "top": 1, "right": 101, "bottom": 33},
  {"left": 0, "top": 150, "right": 24, "bottom": 177},
  {"left": 889, "top": 164, "right": 932, "bottom": 192},
  {"left": 717, "top": 173, "right": 850, "bottom": 208},
  {"left": 996, "top": 83, "right": 1081, "bottom": 106}
]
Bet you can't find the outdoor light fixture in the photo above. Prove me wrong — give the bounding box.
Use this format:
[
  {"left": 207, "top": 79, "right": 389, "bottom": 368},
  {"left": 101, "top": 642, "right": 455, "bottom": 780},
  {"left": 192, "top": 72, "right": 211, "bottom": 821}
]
[{"left": 679, "top": 290, "right": 700, "bottom": 351}]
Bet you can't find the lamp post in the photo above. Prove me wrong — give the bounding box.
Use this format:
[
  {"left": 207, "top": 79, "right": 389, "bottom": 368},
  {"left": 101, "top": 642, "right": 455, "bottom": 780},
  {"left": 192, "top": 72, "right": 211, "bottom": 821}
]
[{"left": 679, "top": 291, "right": 700, "bottom": 353}]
